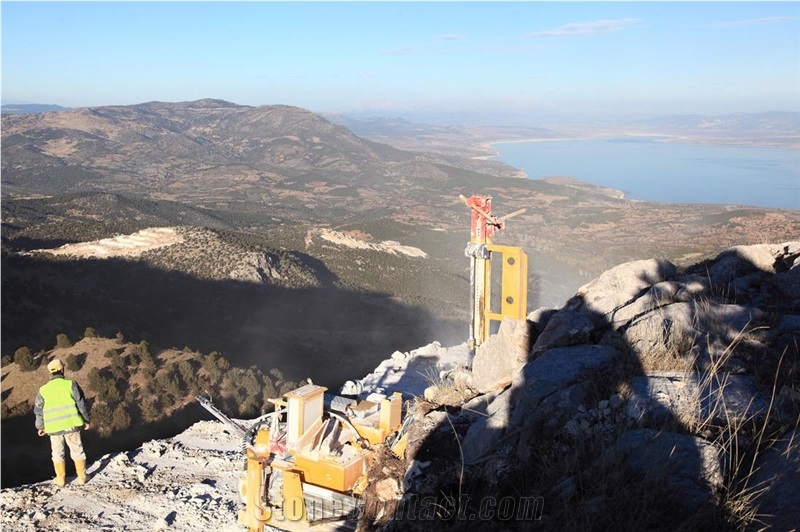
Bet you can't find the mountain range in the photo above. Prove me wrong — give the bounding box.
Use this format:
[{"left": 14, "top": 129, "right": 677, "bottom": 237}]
[
  {"left": 632, "top": 111, "right": 800, "bottom": 133},
  {"left": 1, "top": 102, "right": 798, "bottom": 350},
  {"left": 0, "top": 103, "right": 70, "bottom": 115}
]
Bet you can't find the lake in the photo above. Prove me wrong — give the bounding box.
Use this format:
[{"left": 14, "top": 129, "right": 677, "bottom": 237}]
[{"left": 491, "top": 138, "right": 799, "bottom": 210}]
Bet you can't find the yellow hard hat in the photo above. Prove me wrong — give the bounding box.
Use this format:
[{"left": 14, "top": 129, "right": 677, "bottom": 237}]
[{"left": 47, "top": 359, "right": 64, "bottom": 373}]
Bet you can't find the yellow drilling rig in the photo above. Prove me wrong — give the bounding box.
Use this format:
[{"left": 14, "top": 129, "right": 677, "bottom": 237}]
[
  {"left": 459, "top": 194, "right": 528, "bottom": 354},
  {"left": 198, "top": 384, "right": 409, "bottom": 530},
  {"left": 197, "top": 195, "right": 528, "bottom": 531}
]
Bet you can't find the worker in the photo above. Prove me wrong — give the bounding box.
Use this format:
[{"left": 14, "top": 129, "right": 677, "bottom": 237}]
[{"left": 34, "top": 358, "right": 92, "bottom": 486}]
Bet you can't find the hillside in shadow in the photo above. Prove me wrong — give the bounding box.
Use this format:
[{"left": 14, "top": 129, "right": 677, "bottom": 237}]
[
  {"left": 1, "top": 252, "right": 463, "bottom": 389},
  {"left": 1, "top": 249, "right": 463, "bottom": 488}
]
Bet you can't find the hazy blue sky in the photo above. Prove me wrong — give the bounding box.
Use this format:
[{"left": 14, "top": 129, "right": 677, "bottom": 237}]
[{"left": 2, "top": 1, "right": 798, "bottom": 122}]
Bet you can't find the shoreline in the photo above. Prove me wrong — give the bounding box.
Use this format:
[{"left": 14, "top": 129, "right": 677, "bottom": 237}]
[
  {"left": 473, "top": 136, "right": 799, "bottom": 211},
  {"left": 475, "top": 133, "right": 799, "bottom": 162},
  {"left": 471, "top": 137, "right": 581, "bottom": 161}
]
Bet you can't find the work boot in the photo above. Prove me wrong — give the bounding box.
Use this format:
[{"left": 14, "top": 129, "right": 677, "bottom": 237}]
[
  {"left": 53, "top": 461, "right": 66, "bottom": 487},
  {"left": 75, "top": 459, "right": 88, "bottom": 485}
]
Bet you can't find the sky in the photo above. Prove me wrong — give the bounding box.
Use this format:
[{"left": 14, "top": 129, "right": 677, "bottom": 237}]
[{"left": 1, "top": 1, "right": 799, "bottom": 123}]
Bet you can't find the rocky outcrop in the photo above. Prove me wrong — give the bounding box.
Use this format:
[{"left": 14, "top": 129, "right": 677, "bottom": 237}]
[
  {"left": 746, "top": 427, "right": 800, "bottom": 531},
  {"left": 470, "top": 317, "right": 531, "bottom": 393},
  {"left": 227, "top": 251, "right": 284, "bottom": 284},
  {"left": 602, "top": 428, "right": 727, "bottom": 511},
  {"left": 393, "top": 241, "right": 800, "bottom": 530},
  {"left": 625, "top": 371, "right": 771, "bottom": 427},
  {"left": 574, "top": 258, "right": 678, "bottom": 320}
]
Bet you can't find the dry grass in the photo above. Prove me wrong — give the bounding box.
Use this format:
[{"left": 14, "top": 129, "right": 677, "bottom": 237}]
[
  {"left": 551, "top": 296, "right": 794, "bottom": 530},
  {"left": 418, "top": 367, "right": 477, "bottom": 407},
  {"left": 713, "top": 348, "right": 797, "bottom": 530},
  {"left": 633, "top": 315, "right": 796, "bottom": 530}
]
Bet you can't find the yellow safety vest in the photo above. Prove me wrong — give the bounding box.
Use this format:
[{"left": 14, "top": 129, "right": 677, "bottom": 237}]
[{"left": 40, "top": 377, "right": 84, "bottom": 434}]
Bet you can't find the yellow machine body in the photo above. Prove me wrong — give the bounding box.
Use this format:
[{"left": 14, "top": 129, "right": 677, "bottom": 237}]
[
  {"left": 237, "top": 383, "right": 406, "bottom": 531},
  {"left": 482, "top": 244, "right": 528, "bottom": 341}
]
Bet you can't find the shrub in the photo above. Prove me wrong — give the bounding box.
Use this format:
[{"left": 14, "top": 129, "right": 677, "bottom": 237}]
[
  {"left": 140, "top": 396, "right": 161, "bottom": 422},
  {"left": 83, "top": 327, "right": 97, "bottom": 339},
  {"left": 111, "top": 404, "right": 132, "bottom": 432},
  {"left": 136, "top": 341, "right": 152, "bottom": 359},
  {"left": 88, "top": 367, "right": 104, "bottom": 391},
  {"left": 3, "top": 401, "right": 32, "bottom": 419},
  {"left": 55, "top": 334, "right": 72, "bottom": 349},
  {"left": 103, "top": 380, "right": 122, "bottom": 403},
  {"left": 239, "top": 395, "right": 259, "bottom": 417},
  {"left": 176, "top": 360, "right": 199, "bottom": 392},
  {"left": 88, "top": 368, "right": 121, "bottom": 403},
  {"left": 270, "top": 367, "right": 285, "bottom": 383},
  {"left": 65, "top": 353, "right": 84, "bottom": 371},
  {"left": 138, "top": 342, "right": 156, "bottom": 371},
  {"left": 260, "top": 375, "right": 277, "bottom": 404},
  {"left": 202, "top": 351, "right": 220, "bottom": 376},
  {"left": 142, "top": 364, "right": 156, "bottom": 381},
  {"left": 91, "top": 403, "right": 113, "bottom": 437},
  {"left": 104, "top": 349, "right": 128, "bottom": 380},
  {"left": 14, "top": 347, "right": 38, "bottom": 372},
  {"left": 202, "top": 351, "right": 231, "bottom": 382},
  {"left": 241, "top": 368, "right": 262, "bottom": 397},
  {"left": 155, "top": 366, "right": 183, "bottom": 402}
]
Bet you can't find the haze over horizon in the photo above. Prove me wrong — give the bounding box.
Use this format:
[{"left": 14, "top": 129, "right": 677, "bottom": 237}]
[{"left": 2, "top": 1, "right": 799, "bottom": 125}]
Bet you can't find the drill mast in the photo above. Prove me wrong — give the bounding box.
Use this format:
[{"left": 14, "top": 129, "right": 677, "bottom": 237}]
[{"left": 461, "top": 195, "right": 528, "bottom": 355}]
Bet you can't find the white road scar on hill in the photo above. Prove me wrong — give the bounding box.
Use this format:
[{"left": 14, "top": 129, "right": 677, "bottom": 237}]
[
  {"left": 309, "top": 229, "right": 427, "bottom": 258},
  {"left": 30, "top": 227, "right": 184, "bottom": 259}
]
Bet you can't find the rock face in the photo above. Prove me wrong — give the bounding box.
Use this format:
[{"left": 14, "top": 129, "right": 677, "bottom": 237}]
[
  {"left": 395, "top": 241, "right": 800, "bottom": 530},
  {"left": 746, "top": 427, "right": 800, "bottom": 531},
  {"left": 603, "top": 428, "right": 727, "bottom": 511},
  {"left": 575, "top": 258, "right": 678, "bottom": 319},
  {"left": 625, "top": 371, "right": 772, "bottom": 427},
  {"left": 509, "top": 344, "right": 621, "bottom": 428},
  {"left": 227, "top": 251, "right": 283, "bottom": 284},
  {"left": 470, "top": 317, "right": 531, "bottom": 393}
]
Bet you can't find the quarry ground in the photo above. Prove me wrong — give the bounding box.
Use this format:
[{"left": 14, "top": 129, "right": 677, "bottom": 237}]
[{"left": 1, "top": 420, "right": 245, "bottom": 531}]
